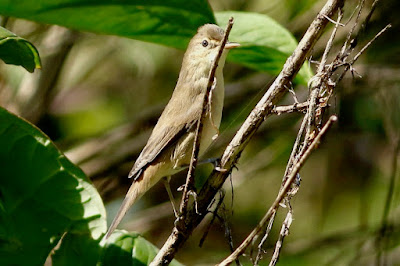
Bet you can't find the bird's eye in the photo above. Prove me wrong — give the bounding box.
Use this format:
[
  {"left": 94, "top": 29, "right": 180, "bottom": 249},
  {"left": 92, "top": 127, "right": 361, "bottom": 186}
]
[{"left": 202, "top": 40, "right": 209, "bottom": 47}]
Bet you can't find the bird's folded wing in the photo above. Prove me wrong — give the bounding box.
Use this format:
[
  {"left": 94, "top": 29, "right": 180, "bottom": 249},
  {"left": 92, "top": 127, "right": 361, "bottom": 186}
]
[
  {"left": 128, "top": 116, "right": 199, "bottom": 181},
  {"left": 129, "top": 89, "right": 203, "bottom": 180},
  {"left": 128, "top": 124, "right": 185, "bottom": 180}
]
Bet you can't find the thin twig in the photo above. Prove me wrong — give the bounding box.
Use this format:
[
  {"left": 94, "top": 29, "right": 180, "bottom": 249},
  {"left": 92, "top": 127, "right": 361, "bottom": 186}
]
[
  {"left": 323, "top": 14, "right": 344, "bottom": 26},
  {"left": 360, "top": 0, "right": 380, "bottom": 35},
  {"left": 199, "top": 191, "right": 225, "bottom": 247},
  {"left": 351, "top": 24, "right": 391, "bottom": 63},
  {"left": 218, "top": 116, "right": 337, "bottom": 265},
  {"left": 339, "top": 0, "right": 365, "bottom": 57},
  {"left": 375, "top": 138, "right": 400, "bottom": 265},
  {"left": 269, "top": 210, "right": 293, "bottom": 266},
  {"left": 254, "top": 211, "right": 276, "bottom": 264},
  {"left": 179, "top": 17, "right": 234, "bottom": 216},
  {"left": 283, "top": 111, "right": 309, "bottom": 179},
  {"left": 335, "top": 23, "right": 391, "bottom": 84},
  {"left": 272, "top": 102, "right": 309, "bottom": 115},
  {"left": 319, "top": 10, "right": 344, "bottom": 72}
]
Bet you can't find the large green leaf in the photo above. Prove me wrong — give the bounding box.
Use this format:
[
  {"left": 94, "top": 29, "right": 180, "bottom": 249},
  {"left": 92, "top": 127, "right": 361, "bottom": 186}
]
[
  {"left": 0, "top": 0, "right": 312, "bottom": 82},
  {"left": 216, "top": 11, "right": 313, "bottom": 84},
  {"left": 0, "top": 0, "right": 215, "bottom": 50},
  {"left": 98, "top": 230, "right": 182, "bottom": 266},
  {"left": 52, "top": 229, "right": 185, "bottom": 265},
  {"left": 0, "top": 107, "right": 106, "bottom": 265},
  {"left": 0, "top": 26, "right": 41, "bottom": 72},
  {"left": 52, "top": 233, "right": 103, "bottom": 266}
]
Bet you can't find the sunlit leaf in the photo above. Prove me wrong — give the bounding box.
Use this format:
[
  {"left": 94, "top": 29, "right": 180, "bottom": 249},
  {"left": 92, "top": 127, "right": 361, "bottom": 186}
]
[
  {"left": 0, "top": 26, "right": 41, "bottom": 72},
  {"left": 217, "top": 11, "right": 313, "bottom": 84},
  {"left": 98, "top": 230, "right": 183, "bottom": 266},
  {"left": 0, "top": 107, "right": 106, "bottom": 265},
  {"left": 0, "top": 0, "right": 215, "bottom": 50}
]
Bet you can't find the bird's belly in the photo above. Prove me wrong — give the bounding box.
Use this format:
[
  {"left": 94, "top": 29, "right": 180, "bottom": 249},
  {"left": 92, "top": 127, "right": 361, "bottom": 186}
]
[{"left": 172, "top": 80, "right": 224, "bottom": 169}]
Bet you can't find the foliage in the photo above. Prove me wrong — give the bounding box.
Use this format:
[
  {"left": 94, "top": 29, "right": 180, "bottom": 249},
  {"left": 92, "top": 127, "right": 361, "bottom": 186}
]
[
  {"left": 0, "top": 26, "right": 41, "bottom": 72},
  {"left": 0, "top": 107, "right": 183, "bottom": 265},
  {"left": 0, "top": 107, "right": 105, "bottom": 265},
  {"left": 98, "top": 230, "right": 182, "bottom": 266},
  {"left": 0, "top": 0, "right": 311, "bottom": 83},
  {"left": 216, "top": 11, "right": 312, "bottom": 84},
  {"left": 0, "top": 0, "right": 215, "bottom": 50}
]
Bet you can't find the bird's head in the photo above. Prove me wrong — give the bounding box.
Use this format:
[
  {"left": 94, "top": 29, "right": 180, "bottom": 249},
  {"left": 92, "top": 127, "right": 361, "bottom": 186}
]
[{"left": 181, "top": 24, "right": 240, "bottom": 79}]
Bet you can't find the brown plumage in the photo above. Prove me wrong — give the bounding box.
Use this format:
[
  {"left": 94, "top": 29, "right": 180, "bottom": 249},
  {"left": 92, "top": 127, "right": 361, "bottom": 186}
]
[{"left": 106, "top": 24, "right": 239, "bottom": 238}]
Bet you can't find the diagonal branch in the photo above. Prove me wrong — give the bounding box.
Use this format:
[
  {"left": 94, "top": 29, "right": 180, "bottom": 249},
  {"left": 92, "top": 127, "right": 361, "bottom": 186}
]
[{"left": 179, "top": 18, "right": 234, "bottom": 216}]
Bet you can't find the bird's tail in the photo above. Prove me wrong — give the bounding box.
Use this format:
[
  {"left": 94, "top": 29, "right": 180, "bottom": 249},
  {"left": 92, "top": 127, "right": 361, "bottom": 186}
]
[{"left": 105, "top": 180, "right": 146, "bottom": 239}]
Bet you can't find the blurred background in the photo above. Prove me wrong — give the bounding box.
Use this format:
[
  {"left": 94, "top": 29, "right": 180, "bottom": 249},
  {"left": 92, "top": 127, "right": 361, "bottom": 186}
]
[{"left": 0, "top": 0, "right": 399, "bottom": 264}]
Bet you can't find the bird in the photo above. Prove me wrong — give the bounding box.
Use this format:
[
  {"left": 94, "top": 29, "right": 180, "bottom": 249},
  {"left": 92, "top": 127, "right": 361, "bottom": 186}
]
[{"left": 106, "top": 24, "right": 239, "bottom": 238}]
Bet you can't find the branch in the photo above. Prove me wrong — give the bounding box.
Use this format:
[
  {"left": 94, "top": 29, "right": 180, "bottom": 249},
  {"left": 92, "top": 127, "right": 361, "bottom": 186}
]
[
  {"left": 179, "top": 18, "right": 234, "bottom": 216},
  {"left": 150, "top": 0, "right": 345, "bottom": 264},
  {"left": 255, "top": 11, "right": 345, "bottom": 264},
  {"left": 269, "top": 211, "right": 293, "bottom": 266},
  {"left": 219, "top": 115, "right": 337, "bottom": 265},
  {"left": 375, "top": 138, "right": 400, "bottom": 265},
  {"left": 272, "top": 102, "right": 309, "bottom": 115}
]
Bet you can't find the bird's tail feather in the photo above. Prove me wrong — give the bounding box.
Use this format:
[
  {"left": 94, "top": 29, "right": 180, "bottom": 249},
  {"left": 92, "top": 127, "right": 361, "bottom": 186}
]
[{"left": 105, "top": 181, "right": 144, "bottom": 239}]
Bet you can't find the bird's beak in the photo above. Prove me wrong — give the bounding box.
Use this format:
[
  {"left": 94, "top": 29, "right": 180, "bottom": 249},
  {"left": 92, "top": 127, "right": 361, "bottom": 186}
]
[{"left": 224, "top": 42, "right": 240, "bottom": 49}]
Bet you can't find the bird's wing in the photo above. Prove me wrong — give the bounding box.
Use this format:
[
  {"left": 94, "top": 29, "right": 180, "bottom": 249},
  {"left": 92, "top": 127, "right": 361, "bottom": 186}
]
[
  {"left": 129, "top": 107, "right": 199, "bottom": 180},
  {"left": 129, "top": 125, "right": 185, "bottom": 180}
]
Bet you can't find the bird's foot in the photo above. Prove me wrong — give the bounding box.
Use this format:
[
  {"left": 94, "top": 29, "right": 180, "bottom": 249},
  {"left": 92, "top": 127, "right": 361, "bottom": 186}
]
[{"left": 200, "top": 157, "right": 228, "bottom": 172}]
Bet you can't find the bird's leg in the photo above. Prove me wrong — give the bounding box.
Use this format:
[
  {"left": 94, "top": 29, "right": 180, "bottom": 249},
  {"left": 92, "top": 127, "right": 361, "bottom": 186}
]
[
  {"left": 200, "top": 157, "right": 228, "bottom": 173},
  {"left": 177, "top": 158, "right": 229, "bottom": 172},
  {"left": 199, "top": 157, "right": 218, "bottom": 165},
  {"left": 163, "top": 176, "right": 179, "bottom": 218}
]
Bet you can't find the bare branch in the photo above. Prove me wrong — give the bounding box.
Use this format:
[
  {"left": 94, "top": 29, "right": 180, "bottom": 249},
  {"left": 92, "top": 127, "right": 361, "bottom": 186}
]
[
  {"left": 219, "top": 115, "right": 337, "bottom": 265},
  {"left": 254, "top": 211, "right": 276, "bottom": 264},
  {"left": 179, "top": 17, "right": 234, "bottom": 216},
  {"left": 352, "top": 24, "right": 391, "bottom": 63},
  {"left": 272, "top": 102, "right": 309, "bottom": 115},
  {"left": 269, "top": 211, "right": 293, "bottom": 266},
  {"left": 319, "top": 9, "right": 344, "bottom": 72}
]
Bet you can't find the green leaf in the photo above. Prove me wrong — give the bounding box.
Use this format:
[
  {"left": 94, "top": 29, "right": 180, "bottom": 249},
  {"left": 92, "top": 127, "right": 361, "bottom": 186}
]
[
  {"left": 99, "top": 230, "right": 183, "bottom": 266},
  {"left": 0, "top": 107, "right": 106, "bottom": 265},
  {"left": 216, "top": 11, "right": 313, "bottom": 85},
  {"left": 0, "top": 26, "right": 41, "bottom": 72},
  {"left": 52, "top": 233, "right": 102, "bottom": 266},
  {"left": 0, "top": 0, "right": 215, "bottom": 50},
  {"left": 0, "top": 0, "right": 312, "bottom": 82}
]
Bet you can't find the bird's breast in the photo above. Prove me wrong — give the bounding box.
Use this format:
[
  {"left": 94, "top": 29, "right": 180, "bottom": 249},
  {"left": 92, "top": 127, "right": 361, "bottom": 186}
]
[{"left": 199, "top": 70, "right": 224, "bottom": 155}]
